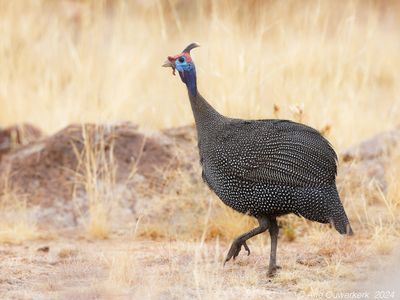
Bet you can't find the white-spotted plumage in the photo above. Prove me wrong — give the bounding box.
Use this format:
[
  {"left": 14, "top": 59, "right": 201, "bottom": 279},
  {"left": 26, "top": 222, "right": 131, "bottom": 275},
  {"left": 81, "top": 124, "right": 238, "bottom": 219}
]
[{"left": 164, "top": 43, "right": 353, "bottom": 275}]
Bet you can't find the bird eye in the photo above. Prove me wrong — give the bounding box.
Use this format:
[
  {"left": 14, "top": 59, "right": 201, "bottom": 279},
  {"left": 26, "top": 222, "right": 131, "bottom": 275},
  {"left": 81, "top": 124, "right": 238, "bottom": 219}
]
[{"left": 178, "top": 57, "right": 185, "bottom": 63}]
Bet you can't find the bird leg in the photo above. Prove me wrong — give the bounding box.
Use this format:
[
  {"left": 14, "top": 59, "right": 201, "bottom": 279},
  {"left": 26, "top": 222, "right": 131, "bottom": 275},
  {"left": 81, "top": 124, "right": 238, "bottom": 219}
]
[
  {"left": 267, "top": 217, "right": 280, "bottom": 276},
  {"left": 224, "top": 217, "right": 269, "bottom": 265}
]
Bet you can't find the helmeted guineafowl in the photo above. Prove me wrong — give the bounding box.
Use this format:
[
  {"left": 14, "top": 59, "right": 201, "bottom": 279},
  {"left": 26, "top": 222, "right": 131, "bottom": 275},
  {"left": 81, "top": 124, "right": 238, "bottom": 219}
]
[{"left": 162, "top": 43, "right": 353, "bottom": 276}]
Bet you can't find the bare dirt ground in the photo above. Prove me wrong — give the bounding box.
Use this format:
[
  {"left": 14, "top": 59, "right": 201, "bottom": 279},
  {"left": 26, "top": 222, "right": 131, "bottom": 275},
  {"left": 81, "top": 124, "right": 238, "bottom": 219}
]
[{"left": 0, "top": 227, "right": 398, "bottom": 300}]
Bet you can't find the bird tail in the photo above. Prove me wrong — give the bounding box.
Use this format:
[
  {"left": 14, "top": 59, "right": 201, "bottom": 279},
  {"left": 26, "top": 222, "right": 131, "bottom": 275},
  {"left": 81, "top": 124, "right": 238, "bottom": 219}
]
[
  {"left": 294, "top": 185, "right": 353, "bottom": 235},
  {"left": 330, "top": 216, "right": 353, "bottom": 235},
  {"left": 330, "top": 188, "right": 353, "bottom": 235}
]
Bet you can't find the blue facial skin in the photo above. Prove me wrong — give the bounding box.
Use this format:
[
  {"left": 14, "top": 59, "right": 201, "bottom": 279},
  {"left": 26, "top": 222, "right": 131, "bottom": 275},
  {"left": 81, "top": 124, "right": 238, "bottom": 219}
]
[
  {"left": 175, "top": 56, "right": 192, "bottom": 72},
  {"left": 175, "top": 56, "right": 197, "bottom": 96}
]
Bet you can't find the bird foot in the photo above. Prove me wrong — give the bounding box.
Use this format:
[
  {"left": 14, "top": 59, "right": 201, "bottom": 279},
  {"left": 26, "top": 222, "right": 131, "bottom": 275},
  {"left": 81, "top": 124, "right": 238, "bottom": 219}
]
[
  {"left": 224, "top": 239, "right": 251, "bottom": 265},
  {"left": 267, "top": 265, "right": 281, "bottom": 277}
]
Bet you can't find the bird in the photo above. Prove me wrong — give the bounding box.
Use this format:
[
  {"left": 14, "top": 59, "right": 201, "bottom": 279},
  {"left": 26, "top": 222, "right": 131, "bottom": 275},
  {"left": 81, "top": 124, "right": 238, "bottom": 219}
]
[{"left": 162, "top": 43, "right": 353, "bottom": 276}]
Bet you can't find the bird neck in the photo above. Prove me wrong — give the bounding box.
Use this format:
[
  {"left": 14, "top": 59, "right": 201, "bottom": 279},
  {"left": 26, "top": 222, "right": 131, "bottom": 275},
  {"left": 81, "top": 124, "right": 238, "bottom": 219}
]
[
  {"left": 180, "top": 67, "right": 198, "bottom": 97},
  {"left": 188, "top": 90, "right": 224, "bottom": 140},
  {"left": 180, "top": 66, "right": 225, "bottom": 140}
]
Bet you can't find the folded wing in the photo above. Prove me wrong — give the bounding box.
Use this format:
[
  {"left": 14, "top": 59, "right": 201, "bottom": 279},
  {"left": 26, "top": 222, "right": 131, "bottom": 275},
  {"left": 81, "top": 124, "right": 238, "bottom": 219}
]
[{"left": 220, "top": 119, "right": 337, "bottom": 187}]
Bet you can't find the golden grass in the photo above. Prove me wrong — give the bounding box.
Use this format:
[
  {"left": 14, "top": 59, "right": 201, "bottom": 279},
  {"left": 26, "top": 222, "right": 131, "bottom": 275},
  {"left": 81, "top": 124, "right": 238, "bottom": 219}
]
[
  {"left": 105, "top": 250, "right": 137, "bottom": 288},
  {"left": 72, "top": 125, "right": 123, "bottom": 239},
  {"left": 385, "top": 150, "right": 400, "bottom": 212},
  {"left": 207, "top": 200, "right": 257, "bottom": 242},
  {"left": 0, "top": 171, "right": 42, "bottom": 244},
  {"left": 0, "top": 0, "right": 399, "bottom": 152},
  {"left": 0, "top": 0, "right": 400, "bottom": 297},
  {"left": 0, "top": 219, "right": 40, "bottom": 244}
]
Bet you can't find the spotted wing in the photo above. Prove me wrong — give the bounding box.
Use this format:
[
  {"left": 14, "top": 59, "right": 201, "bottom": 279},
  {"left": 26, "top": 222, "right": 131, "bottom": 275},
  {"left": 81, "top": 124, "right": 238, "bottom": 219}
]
[{"left": 220, "top": 119, "right": 337, "bottom": 187}]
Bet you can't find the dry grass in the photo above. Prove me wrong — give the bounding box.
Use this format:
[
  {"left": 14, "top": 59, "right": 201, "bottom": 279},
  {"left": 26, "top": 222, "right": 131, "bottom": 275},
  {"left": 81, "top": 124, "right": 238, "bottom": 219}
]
[
  {"left": 0, "top": 216, "right": 40, "bottom": 245},
  {"left": 0, "top": 230, "right": 397, "bottom": 299},
  {"left": 105, "top": 248, "right": 137, "bottom": 288},
  {"left": 0, "top": 171, "right": 42, "bottom": 244},
  {"left": 0, "top": 0, "right": 400, "bottom": 298},
  {"left": 0, "top": 0, "right": 399, "bottom": 151},
  {"left": 72, "top": 125, "right": 125, "bottom": 239},
  {"left": 385, "top": 150, "right": 400, "bottom": 212}
]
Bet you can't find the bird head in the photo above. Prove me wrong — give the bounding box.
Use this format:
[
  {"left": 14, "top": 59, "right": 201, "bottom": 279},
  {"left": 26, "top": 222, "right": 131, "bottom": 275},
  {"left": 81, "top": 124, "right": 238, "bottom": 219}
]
[{"left": 162, "top": 42, "right": 200, "bottom": 84}]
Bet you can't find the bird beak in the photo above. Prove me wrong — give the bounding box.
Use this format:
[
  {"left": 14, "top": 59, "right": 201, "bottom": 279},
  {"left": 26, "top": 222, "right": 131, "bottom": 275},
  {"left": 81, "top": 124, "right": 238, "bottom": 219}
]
[
  {"left": 162, "top": 58, "right": 176, "bottom": 75},
  {"left": 162, "top": 60, "right": 174, "bottom": 68}
]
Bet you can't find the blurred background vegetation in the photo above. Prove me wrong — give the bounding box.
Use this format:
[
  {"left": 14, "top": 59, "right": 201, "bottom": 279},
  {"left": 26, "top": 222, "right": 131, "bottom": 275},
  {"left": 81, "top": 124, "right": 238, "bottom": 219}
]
[{"left": 0, "top": 0, "right": 399, "bottom": 151}]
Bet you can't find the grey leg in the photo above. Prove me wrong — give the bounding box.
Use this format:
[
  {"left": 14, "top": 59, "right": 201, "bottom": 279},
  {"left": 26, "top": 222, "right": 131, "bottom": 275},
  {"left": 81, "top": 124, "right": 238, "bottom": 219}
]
[
  {"left": 224, "top": 217, "right": 269, "bottom": 265},
  {"left": 267, "top": 217, "right": 280, "bottom": 276}
]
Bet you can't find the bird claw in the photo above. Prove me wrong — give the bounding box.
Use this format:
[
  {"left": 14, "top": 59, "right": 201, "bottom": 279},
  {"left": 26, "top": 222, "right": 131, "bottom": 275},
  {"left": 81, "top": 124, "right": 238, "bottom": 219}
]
[
  {"left": 267, "top": 265, "right": 281, "bottom": 277},
  {"left": 243, "top": 241, "right": 250, "bottom": 256},
  {"left": 224, "top": 239, "right": 251, "bottom": 265}
]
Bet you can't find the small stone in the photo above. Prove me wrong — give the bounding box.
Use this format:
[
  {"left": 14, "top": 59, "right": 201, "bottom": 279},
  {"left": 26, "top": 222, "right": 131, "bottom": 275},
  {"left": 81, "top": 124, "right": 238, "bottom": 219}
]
[{"left": 37, "top": 246, "right": 50, "bottom": 253}]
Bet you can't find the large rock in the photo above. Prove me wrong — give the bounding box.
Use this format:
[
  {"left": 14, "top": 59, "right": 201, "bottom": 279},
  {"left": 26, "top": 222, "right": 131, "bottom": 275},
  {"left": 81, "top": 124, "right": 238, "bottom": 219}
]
[
  {"left": 0, "top": 123, "right": 198, "bottom": 226},
  {"left": 341, "top": 129, "right": 400, "bottom": 162},
  {"left": 339, "top": 128, "right": 400, "bottom": 193},
  {"left": 0, "top": 123, "right": 42, "bottom": 160}
]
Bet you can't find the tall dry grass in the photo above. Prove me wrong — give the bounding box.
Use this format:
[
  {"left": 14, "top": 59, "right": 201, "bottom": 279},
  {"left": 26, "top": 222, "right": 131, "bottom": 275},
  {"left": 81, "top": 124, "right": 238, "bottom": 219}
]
[{"left": 0, "top": 0, "right": 399, "bottom": 152}]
